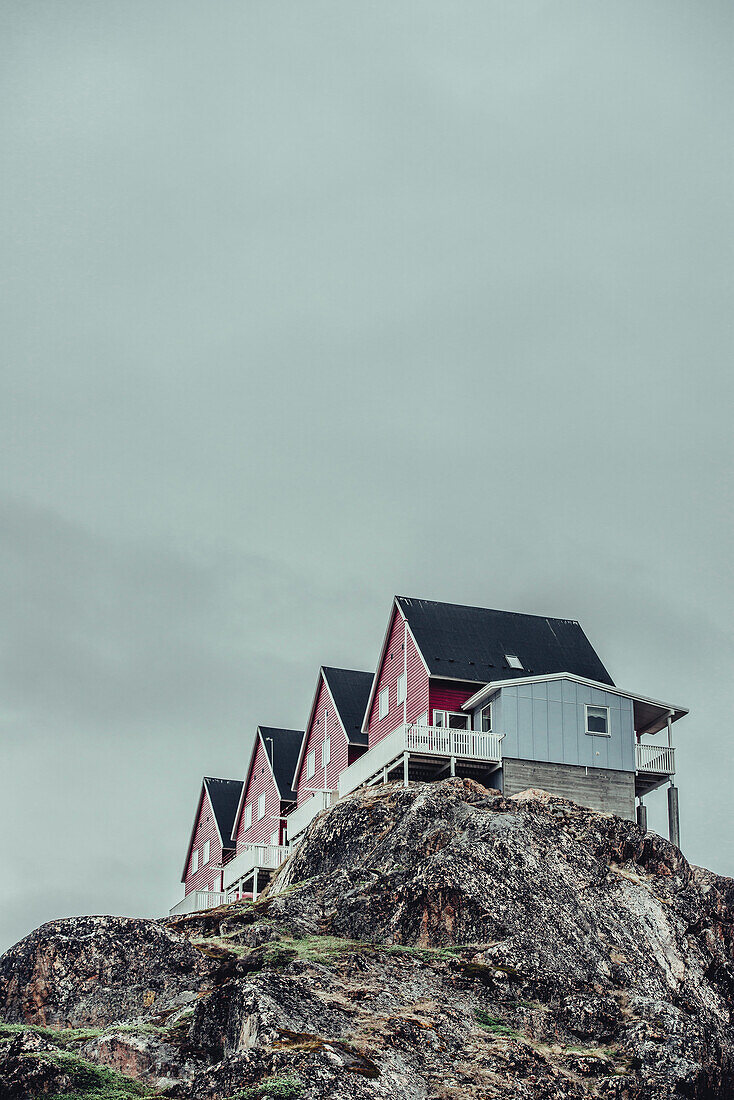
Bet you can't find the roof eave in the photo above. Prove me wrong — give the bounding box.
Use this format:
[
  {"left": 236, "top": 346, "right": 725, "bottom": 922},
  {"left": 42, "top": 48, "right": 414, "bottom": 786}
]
[
  {"left": 180, "top": 782, "right": 206, "bottom": 883},
  {"left": 360, "top": 597, "right": 405, "bottom": 733},
  {"left": 462, "top": 672, "right": 689, "bottom": 724},
  {"left": 230, "top": 733, "right": 262, "bottom": 842},
  {"left": 293, "top": 669, "right": 328, "bottom": 787}
]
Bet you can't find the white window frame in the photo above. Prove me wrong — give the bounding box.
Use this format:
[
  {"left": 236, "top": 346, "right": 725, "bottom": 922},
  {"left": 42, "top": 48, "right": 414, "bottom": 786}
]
[
  {"left": 244, "top": 803, "right": 252, "bottom": 830},
  {"left": 306, "top": 749, "right": 315, "bottom": 779},
  {"left": 321, "top": 736, "right": 330, "bottom": 767},
  {"left": 378, "top": 686, "right": 389, "bottom": 719},
  {"left": 479, "top": 702, "right": 492, "bottom": 733},
  {"left": 585, "top": 704, "right": 611, "bottom": 737},
  {"left": 505, "top": 654, "right": 523, "bottom": 669},
  {"left": 433, "top": 710, "right": 470, "bottom": 730},
  {"left": 257, "top": 793, "right": 266, "bottom": 819},
  {"left": 202, "top": 839, "right": 210, "bottom": 865},
  {"left": 396, "top": 672, "right": 406, "bottom": 704},
  {"left": 191, "top": 848, "right": 199, "bottom": 875}
]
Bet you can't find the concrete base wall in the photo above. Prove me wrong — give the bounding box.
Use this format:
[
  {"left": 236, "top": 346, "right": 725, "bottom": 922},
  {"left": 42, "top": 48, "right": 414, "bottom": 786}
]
[{"left": 502, "top": 758, "right": 636, "bottom": 821}]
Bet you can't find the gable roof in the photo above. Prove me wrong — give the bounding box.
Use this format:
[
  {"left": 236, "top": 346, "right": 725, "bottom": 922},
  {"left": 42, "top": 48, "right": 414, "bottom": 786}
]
[
  {"left": 258, "top": 726, "right": 303, "bottom": 801},
  {"left": 230, "top": 726, "right": 304, "bottom": 842},
  {"left": 204, "top": 777, "right": 244, "bottom": 846},
  {"left": 322, "top": 667, "right": 373, "bottom": 747},
  {"left": 293, "top": 666, "right": 374, "bottom": 788},
  {"left": 396, "top": 595, "right": 614, "bottom": 686},
  {"left": 180, "top": 776, "right": 243, "bottom": 882}
]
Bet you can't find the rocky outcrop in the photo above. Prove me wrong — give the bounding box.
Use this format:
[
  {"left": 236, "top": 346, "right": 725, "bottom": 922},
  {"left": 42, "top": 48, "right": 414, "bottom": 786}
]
[
  {"left": 2, "top": 779, "right": 733, "bottom": 1098},
  {"left": 0, "top": 914, "right": 213, "bottom": 1028}
]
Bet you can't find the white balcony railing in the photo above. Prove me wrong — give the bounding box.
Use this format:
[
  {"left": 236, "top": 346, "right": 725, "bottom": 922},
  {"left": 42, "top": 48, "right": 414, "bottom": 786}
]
[
  {"left": 223, "top": 843, "right": 289, "bottom": 890},
  {"left": 404, "top": 724, "right": 503, "bottom": 762},
  {"left": 283, "top": 790, "right": 334, "bottom": 842},
  {"left": 636, "top": 742, "right": 675, "bottom": 775},
  {"left": 169, "top": 890, "right": 228, "bottom": 917},
  {"left": 338, "top": 724, "right": 503, "bottom": 800}
]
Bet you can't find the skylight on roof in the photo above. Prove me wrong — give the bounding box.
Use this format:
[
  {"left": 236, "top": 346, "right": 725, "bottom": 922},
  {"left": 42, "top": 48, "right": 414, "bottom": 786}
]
[{"left": 505, "top": 654, "right": 523, "bottom": 669}]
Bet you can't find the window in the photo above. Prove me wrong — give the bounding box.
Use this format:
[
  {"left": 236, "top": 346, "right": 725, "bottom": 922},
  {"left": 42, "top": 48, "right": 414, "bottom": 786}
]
[
  {"left": 271, "top": 831, "right": 279, "bottom": 846},
  {"left": 306, "top": 749, "right": 315, "bottom": 779},
  {"left": 586, "top": 705, "right": 610, "bottom": 736},
  {"left": 505, "top": 654, "right": 523, "bottom": 669},
  {"left": 322, "top": 736, "right": 330, "bottom": 767},
  {"left": 257, "top": 793, "right": 266, "bottom": 819},
  {"left": 396, "top": 673, "right": 406, "bottom": 704},
  {"left": 378, "top": 686, "right": 389, "bottom": 719},
  {"left": 203, "top": 840, "right": 210, "bottom": 865},
  {"left": 244, "top": 804, "right": 252, "bottom": 830},
  {"left": 433, "top": 710, "right": 470, "bottom": 730},
  {"left": 480, "top": 703, "right": 492, "bottom": 733},
  {"left": 191, "top": 848, "right": 199, "bottom": 875}
]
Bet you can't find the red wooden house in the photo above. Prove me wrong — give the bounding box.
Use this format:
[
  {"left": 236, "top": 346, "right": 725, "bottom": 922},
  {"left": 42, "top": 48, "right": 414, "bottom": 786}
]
[
  {"left": 286, "top": 666, "right": 372, "bottom": 840},
  {"left": 172, "top": 776, "right": 243, "bottom": 915},
  {"left": 363, "top": 594, "right": 612, "bottom": 743},
  {"left": 327, "top": 595, "right": 617, "bottom": 797},
  {"left": 223, "top": 726, "right": 302, "bottom": 898},
  {"left": 171, "top": 594, "right": 686, "bottom": 913}
]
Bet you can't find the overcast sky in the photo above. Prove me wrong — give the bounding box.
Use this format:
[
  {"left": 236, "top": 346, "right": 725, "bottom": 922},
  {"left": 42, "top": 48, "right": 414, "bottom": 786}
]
[{"left": 1, "top": 1, "right": 732, "bottom": 954}]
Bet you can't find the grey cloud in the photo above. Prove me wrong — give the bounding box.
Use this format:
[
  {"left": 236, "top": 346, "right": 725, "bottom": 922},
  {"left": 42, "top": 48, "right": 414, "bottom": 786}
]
[{"left": 1, "top": 1, "right": 732, "bottom": 952}]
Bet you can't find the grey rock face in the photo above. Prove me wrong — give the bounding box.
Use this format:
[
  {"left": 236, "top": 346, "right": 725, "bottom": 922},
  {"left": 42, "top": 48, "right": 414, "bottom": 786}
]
[
  {"left": 0, "top": 913, "right": 213, "bottom": 1028},
  {"left": 1, "top": 779, "right": 733, "bottom": 1098}
]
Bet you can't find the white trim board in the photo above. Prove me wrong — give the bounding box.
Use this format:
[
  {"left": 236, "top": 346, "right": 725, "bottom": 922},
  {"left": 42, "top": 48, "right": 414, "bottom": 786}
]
[{"left": 462, "top": 672, "right": 688, "bottom": 728}]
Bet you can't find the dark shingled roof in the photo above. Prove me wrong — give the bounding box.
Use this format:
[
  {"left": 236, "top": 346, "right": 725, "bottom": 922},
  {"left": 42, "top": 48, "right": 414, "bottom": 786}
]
[
  {"left": 258, "top": 727, "right": 303, "bottom": 801},
  {"left": 396, "top": 596, "right": 614, "bottom": 686},
  {"left": 202, "top": 777, "right": 243, "bottom": 850},
  {"left": 322, "top": 667, "right": 373, "bottom": 746}
]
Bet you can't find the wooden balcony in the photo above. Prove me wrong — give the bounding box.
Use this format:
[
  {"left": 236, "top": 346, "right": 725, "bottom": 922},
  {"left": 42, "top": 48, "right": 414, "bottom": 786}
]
[
  {"left": 222, "top": 843, "right": 289, "bottom": 892},
  {"left": 337, "top": 724, "right": 503, "bottom": 800},
  {"left": 635, "top": 742, "right": 675, "bottom": 774},
  {"left": 283, "top": 790, "right": 334, "bottom": 842},
  {"left": 169, "top": 889, "right": 228, "bottom": 917}
]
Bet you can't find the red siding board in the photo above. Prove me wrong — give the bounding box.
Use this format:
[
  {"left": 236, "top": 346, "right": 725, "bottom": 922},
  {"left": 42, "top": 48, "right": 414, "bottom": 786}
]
[
  {"left": 234, "top": 737, "right": 290, "bottom": 851},
  {"left": 368, "top": 610, "right": 429, "bottom": 748},
  {"left": 295, "top": 676, "right": 350, "bottom": 808},
  {"left": 184, "top": 787, "right": 232, "bottom": 896},
  {"left": 429, "top": 682, "right": 477, "bottom": 722}
]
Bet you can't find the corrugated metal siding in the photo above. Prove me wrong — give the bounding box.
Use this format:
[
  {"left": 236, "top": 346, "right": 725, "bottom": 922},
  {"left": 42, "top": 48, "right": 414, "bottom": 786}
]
[
  {"left": 429, "top": 681, "right": 477, "bottom": 723},
  {"left": 368, "top": 611, "right": 430, "bottom": 748},
  {"left": 235, "top": 737, "right": 288, "bottom": 849},
  {"left": 184, "top": 788, "right": 229, "bottom": 896},
  {"left": 295, "top": 676, "right": 350, "bottom": 807}
]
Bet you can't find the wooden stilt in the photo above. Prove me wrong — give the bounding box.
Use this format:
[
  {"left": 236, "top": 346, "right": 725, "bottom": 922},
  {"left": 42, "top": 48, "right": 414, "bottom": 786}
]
[{"left": 668, "top": 785, "right": 680, "bottom": 848}]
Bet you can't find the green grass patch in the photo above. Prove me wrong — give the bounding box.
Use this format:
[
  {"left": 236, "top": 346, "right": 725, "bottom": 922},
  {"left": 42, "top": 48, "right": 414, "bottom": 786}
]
[
  {"left": 0, "top": 1023, "right": 104, "bottom": 1048},
  {"left": 190, "top": 930, "right": 484, "bottom": 974},
  {"left": 382, "top": 943, "right": 467, "bottom": 963},
  {"left": 474, "top": 1009, "right": 519, "bottom": 1037},
  {"left": 564, "top": 1045, "right": 616, "bottom": 1059},
  {"left": 21, "top": 1049, "right": 152, "bottom": 1099},
  {"left": 226, "top": 1074, "right": 302, "bottom": 1099}
]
